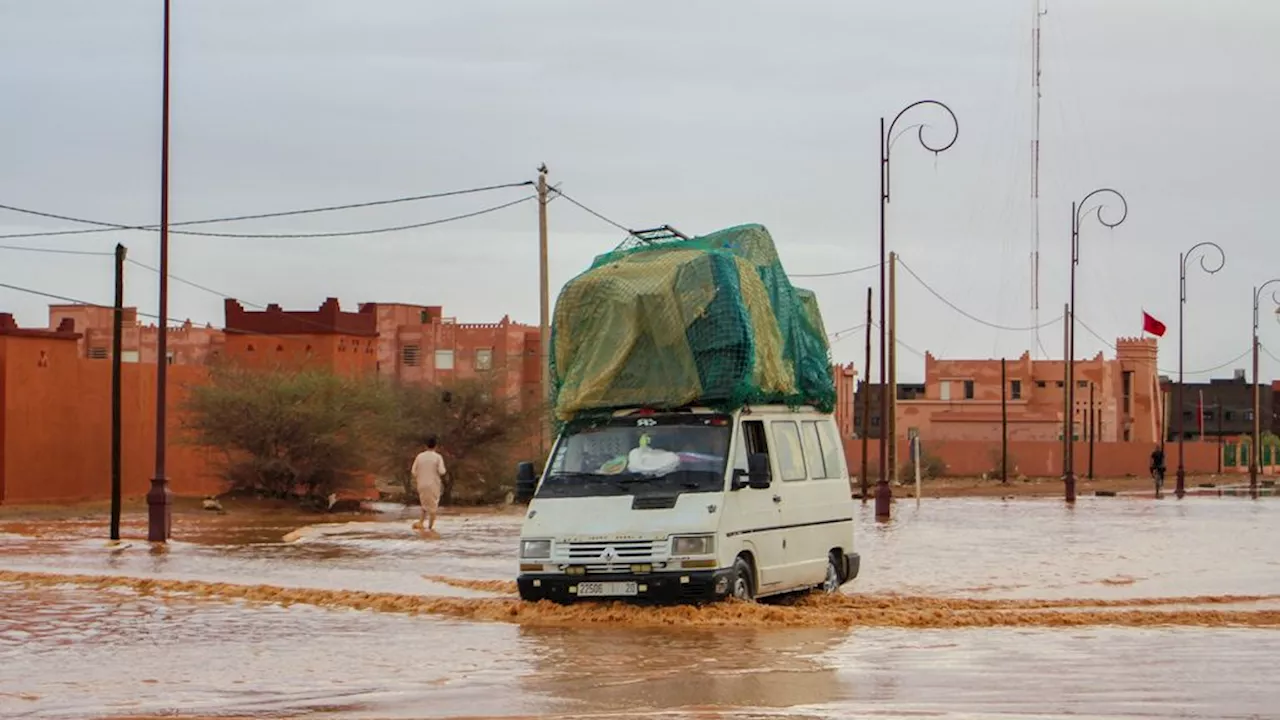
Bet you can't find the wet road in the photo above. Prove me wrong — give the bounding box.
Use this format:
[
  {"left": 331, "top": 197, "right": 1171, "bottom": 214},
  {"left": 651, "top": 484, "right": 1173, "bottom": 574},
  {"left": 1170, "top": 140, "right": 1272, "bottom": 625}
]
[{"left": 2, "top": 496, "right": 1277, "bottom": 719}]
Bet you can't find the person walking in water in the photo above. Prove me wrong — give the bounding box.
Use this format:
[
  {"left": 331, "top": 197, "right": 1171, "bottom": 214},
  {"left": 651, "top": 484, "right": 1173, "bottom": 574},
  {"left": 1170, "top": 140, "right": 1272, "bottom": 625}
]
[
  {"left": 411, "top": 436, "right": 447, "bottom": 533},
  {"left": 1149, "top": 444, "right": 1166, "bottom": 497}
]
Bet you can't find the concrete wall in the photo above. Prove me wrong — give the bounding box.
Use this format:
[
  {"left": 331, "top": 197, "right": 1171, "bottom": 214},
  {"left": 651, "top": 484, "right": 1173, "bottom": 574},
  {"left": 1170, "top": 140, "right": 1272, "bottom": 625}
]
[{"left": 840, "top": 435, "right": 1269, "bottom": 480}]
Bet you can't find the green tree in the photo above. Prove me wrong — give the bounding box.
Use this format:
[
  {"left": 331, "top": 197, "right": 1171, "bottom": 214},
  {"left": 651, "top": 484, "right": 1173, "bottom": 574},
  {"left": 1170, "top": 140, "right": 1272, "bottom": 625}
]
[
  {"left": 374, "top": 378, "right": 540, "bottom": 506},
  {"left": 181, "top": 366, "right": 387, "bottom": 503}
]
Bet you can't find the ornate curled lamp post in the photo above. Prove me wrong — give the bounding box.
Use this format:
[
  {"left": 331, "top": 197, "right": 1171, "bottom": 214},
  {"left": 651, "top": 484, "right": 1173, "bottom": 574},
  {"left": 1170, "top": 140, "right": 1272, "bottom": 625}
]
[
  {"left": 1066, "top": 188, "right": 1127, "bottom": 503},
  {"left": 1250, "top": 279, "right": 1280, "bottom": 499},
  {"left": 876, "top": 100, "right": 958, "bottom": 520},
  {"left": 1175, "top": 243, "right": 1226, "bottom": 499}
]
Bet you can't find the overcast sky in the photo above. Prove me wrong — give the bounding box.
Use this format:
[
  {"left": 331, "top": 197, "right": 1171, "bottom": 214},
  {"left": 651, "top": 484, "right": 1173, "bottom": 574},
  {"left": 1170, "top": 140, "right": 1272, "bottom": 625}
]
[{"left": 2, "top": 0, "right": 1278, "bottom": 383}]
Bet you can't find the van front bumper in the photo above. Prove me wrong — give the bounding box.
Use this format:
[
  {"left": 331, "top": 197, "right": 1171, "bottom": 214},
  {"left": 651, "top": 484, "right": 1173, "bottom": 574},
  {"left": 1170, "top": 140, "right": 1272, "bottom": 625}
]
[{"left": 517, "top": 569, "right": 736, "bottom": 604}]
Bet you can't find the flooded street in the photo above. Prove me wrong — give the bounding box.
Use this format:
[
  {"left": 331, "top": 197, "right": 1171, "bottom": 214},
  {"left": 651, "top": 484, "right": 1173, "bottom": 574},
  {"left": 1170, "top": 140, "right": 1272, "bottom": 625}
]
[{"left": 2, "top": 496, "right": 1278, "bottom": 719}]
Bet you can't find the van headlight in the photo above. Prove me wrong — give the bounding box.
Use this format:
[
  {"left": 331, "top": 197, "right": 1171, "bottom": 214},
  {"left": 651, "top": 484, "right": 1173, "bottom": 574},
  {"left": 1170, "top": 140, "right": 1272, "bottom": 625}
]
[
  {"left": 671, "top": 535, "right": 715, "bottom": 556},
  {"left": 520, "top": 539, "right": 552, "bottom": 559}
]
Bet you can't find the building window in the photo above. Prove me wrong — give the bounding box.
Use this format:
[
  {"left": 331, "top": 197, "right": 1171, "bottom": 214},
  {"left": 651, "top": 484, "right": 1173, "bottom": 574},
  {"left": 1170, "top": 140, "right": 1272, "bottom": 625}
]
[
  {"left": 435, "top": 349, "right": 455, "bottom": 370},
  {"left": 940, "top": 381, "right": 951, "bottom": 401},
  {"left": 871, "top": 416, "right": 881, "bottom": 427},
  {"left": 402, "top": 344, "right": 421, "bottom": 367},
  {"left": 475, "top": 347, "right": 493, "bottom": 371},
  {"left": 1010, "top": 380, "right": 1022, "bottom": 400},
  {"left": 87, "top": 347, "right": 108, "bottom": 360},
  {"left": 1036, "top": 380, "right": 1046, "bottom": 388},
  {"left": 963, "top": 380, "right": 975, "bottom": 400},
  {"left": 1056, "top": 381, "right": 1064, "bottom": 388},
  {"left": 1122, "top": 370, "right": 1133, "bottom": 414},
  {"left": 1225, "top": 411, "right": 1235, "bottom": 421},
  {"left": 1078, "top": 380, "right": 1088, "bottom": 388}
]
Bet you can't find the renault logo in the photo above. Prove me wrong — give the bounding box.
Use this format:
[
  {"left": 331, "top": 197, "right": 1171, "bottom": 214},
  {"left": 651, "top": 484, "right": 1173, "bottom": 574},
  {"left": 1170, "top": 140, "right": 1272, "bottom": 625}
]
[{"left": 600, "top": 547, "right": 618, "bottom": 567}]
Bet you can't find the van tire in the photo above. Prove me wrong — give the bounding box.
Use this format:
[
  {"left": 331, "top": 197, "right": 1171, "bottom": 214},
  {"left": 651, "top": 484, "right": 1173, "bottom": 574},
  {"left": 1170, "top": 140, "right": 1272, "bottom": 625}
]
[
  {"left": 731, "top": 555, "right": 755, "bottom": 602},
  {"left": 822, "top": 552, "right": 843, "bottom": 593}
]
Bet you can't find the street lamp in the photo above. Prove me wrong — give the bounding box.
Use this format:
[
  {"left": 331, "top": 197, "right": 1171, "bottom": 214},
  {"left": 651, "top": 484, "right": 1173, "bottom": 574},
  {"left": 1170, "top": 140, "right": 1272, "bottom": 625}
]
[
  {"left": 877, "top": 100, "right": 958, "bottom": 520},
  {"left": 1175, "top": 242, "right": 1226, "bottom": 499},
  {"left": 1250, "top": 279, "right": 1280, "bottom": 499},
  {"left": 148, "top": 0, "right": 174, "bottom": 542},
  {"left": 1066, "top": 188, "right": 1127, "bottom": 503}
]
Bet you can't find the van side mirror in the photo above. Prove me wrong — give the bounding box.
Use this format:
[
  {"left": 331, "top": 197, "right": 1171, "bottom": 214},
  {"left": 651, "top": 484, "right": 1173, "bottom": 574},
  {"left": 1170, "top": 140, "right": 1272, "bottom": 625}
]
[
  {"left": 514, "top": 461, "right": 537, "bottom": 503},
  {"left": 732, "top": 453, "right": 773, "bottom": 490}
]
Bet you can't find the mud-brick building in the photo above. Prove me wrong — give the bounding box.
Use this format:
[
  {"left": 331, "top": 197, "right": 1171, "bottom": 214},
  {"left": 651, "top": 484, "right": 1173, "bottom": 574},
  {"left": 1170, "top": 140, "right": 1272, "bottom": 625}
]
[
  {"left": 362, "top": 303, "right": 542, "bottom": 411},
  {"left": 222, "top": 298, "right": 379, "bottom": 376}
]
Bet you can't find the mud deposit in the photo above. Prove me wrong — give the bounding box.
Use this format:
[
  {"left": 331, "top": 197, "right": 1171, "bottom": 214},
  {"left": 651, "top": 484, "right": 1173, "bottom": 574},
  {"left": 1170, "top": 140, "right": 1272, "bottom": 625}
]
[{"left": 5, "top": 569, "right": 1279, "bottom": 630}]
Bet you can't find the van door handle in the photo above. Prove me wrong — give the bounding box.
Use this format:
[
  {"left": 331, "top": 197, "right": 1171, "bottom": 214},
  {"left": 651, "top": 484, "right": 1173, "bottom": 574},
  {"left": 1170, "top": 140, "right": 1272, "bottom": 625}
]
[{"left": 772, "top": 495, "right": 782, "bottom": 503}]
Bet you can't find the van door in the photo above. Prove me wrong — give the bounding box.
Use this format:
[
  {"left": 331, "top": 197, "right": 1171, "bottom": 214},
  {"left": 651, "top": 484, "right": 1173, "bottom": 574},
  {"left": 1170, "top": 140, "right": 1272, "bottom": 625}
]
[
  {"left": 774, "top": 417, "right": 852, "bottom": 589},
  {"left": 722, "top": 418, "right": 787, "bottom": 595}
]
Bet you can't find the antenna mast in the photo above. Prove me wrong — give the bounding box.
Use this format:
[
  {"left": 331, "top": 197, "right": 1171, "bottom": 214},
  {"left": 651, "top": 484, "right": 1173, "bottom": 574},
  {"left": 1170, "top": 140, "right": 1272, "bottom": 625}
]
[{"left": 1032, "top": 0, "right": 1047, "bottom": 356}]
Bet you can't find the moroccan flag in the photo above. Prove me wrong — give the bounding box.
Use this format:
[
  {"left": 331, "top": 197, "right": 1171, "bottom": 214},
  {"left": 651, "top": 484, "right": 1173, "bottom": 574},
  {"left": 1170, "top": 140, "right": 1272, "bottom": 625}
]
[{"left": 1142, "top": 311, "right": 1166, "bottom": 337}]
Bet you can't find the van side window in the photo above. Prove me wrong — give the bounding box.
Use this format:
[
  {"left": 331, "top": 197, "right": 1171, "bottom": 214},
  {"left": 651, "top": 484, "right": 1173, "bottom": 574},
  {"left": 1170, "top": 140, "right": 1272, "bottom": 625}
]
[
  {"left": 816, "top": 420, "right": 846, "bottom": 480},
  {"left": 771, "top": 421, "right": 807, "bottom": 481},
  {"left": 736, "top": 420, "right": 770, "bottom": 472},
  {"left": 800, "top": 421, "right": 829, "bottom": 479}
]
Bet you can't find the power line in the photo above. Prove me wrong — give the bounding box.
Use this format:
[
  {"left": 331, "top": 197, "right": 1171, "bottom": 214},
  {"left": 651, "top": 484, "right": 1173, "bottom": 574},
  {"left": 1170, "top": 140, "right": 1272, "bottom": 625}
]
[
  {"left": 897, "top": 256, "right": 1062, "bottom": 332},
  {"left": 548, "top": 189, "right": 640, "bottom": 238},
  {"left": 792, "top": 263, "right": 878, "bottom": 279},
  {"left": 0, "top": 181, "right": 534, "bottom": 240},
  {"left": 0, "top": 243, "right": 113, "bottom": 256}
]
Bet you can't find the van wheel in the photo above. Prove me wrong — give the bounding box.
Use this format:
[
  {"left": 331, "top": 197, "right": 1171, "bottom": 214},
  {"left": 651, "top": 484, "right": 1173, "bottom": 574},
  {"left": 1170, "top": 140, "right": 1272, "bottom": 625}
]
[
  {"left": 822, "top": 552, "right": 842, "bottom": 593},
  {"left": 731, "top": 556, "right": 755, "bottom": 602}
]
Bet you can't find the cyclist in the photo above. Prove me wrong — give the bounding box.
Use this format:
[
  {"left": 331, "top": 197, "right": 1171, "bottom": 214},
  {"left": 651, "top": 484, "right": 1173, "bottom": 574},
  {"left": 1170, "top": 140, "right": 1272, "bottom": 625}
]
[{"left": 1149, "top": 445, "right": 1166, "bottom": 496}]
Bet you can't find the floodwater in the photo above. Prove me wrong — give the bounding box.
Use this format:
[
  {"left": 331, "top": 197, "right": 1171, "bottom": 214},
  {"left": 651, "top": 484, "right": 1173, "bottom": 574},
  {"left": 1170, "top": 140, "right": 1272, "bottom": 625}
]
[{"left": 2, "top": 496, "right": 1277, "bottom": 719}]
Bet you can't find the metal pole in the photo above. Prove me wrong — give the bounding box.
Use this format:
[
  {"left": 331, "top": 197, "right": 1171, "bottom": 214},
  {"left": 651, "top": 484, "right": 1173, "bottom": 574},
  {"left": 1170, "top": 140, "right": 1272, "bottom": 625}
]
[
  {"left": 1088, "top": 381, "right": 1095, "bottom": 480},
  {"left": 1066, "top": 202, "right": 1077, "bottom": 503},
  {"left": 1001, "top": 358, "right": 1008, "bottom": 484},
  {"left": 875, "top": 100, "right": 958, "bottom": 520},
  {"left": 1065, "top": 188, "right": 1128, "bottom": 503},
  {"left": 1253, "top": 287, "right": 1261, "bottom": 499},
  {"left": 861, "top": 286, "right": 872, "bottom": 500},
  {"left": 1249, "top": 279, "right": 1280, "bottom": 497},
  {"left": 888, "top": 251, "right": 898, "bottom": 487},
  {"left": 148, "top": 0, "right": 173, "bottom": 543},
  {"left": 537, "top": 165, "right": 550, "bottom": 460},
  {"left": 1062, "top": 301, "right": 1069, "bottom": 483},
  {"left": 877, "top": 116, "right": 889, "bottom": 510},
  {"left": 111, "top": 244, "right": 126, "bottom": 542},
  {"left": 1177, "top": 252, "right": 1186, "bottom": 498}
]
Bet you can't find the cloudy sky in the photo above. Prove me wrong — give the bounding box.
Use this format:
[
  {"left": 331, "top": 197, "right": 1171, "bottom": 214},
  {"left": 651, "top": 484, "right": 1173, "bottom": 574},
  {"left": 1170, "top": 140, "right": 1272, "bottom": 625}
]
[{"left": 2, "top": 0, "right": 1278, "bottom": 382}]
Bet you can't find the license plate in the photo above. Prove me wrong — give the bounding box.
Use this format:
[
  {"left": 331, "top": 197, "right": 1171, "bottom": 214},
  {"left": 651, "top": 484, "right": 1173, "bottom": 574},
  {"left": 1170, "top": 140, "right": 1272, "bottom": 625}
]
[{"left": 575, "top": 581, "right": 638, "bottom": 597}]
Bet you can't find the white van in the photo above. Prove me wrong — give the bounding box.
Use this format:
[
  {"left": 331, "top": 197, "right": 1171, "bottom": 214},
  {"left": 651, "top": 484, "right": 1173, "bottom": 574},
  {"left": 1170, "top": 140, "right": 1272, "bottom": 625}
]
[{"left": 514, "top": 405, "right": 859, "bottom": 603}]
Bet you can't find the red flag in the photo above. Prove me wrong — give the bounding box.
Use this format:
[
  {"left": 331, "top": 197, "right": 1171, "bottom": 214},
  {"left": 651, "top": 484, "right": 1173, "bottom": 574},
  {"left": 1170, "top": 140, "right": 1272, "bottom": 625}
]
[{"left": 1142, "top": 311, "right": 1166, "bottom": 337}]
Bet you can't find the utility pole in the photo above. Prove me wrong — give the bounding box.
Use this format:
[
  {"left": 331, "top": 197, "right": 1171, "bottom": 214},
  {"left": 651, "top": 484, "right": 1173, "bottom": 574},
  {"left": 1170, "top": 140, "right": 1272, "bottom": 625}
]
[
  {"left": 1062, "top": 302, "right": 1069, "bottom": 487},
  {"left": 860, "top": 286, "right": 872, "bottom": 501},
  {"left": 1001, "top": 358, "right": 1008, "bottom": 484},
  {"left": 887, "top": 251, "right": 898, "bottom": 488},
  {"left": 111, "top": 244, "right": 126, "bottom": 542},
  {"left": 537, "top": 164, "right": 550, "bottom": 461},
  {"left": 148, "top": 0, "right": 174, "bottom": 543},
  {"left": 1088, "top": 381, "right": 1095, "bottom": 480}
]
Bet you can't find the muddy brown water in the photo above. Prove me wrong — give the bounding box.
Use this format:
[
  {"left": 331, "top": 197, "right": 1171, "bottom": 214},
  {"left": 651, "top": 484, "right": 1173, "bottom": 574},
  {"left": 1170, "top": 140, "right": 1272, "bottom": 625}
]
[{"left": 2, "top": 496, "right": 1277, "bottom": 718}]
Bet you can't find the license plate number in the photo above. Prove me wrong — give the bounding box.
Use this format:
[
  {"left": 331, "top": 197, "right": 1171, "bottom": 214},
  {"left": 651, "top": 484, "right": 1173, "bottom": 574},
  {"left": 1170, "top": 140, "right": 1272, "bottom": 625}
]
[{"left": 576, "top": 581, "right": 638, "bottom": 597}]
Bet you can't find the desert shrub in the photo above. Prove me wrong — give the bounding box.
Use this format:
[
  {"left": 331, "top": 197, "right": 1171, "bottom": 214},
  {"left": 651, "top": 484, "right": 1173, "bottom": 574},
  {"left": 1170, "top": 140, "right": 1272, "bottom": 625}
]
[
  {"left": 181, "top": 366, "right": 388, "bottom": 503},
  {"left": 374, "top": 378, "right": 539, "bottom": 506}
]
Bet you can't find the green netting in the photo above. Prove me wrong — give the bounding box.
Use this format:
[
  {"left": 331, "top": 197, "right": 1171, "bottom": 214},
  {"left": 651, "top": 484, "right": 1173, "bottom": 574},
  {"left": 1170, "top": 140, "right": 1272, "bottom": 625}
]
[{"left": 549, "top": 223, "right": 835, "bottom": 424}]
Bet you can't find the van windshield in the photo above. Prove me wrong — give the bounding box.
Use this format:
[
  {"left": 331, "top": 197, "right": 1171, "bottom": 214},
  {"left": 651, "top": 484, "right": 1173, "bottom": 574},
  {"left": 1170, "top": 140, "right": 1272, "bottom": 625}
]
[{"left": 538, "top": 413, "right": 731, "bottom": 499}]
